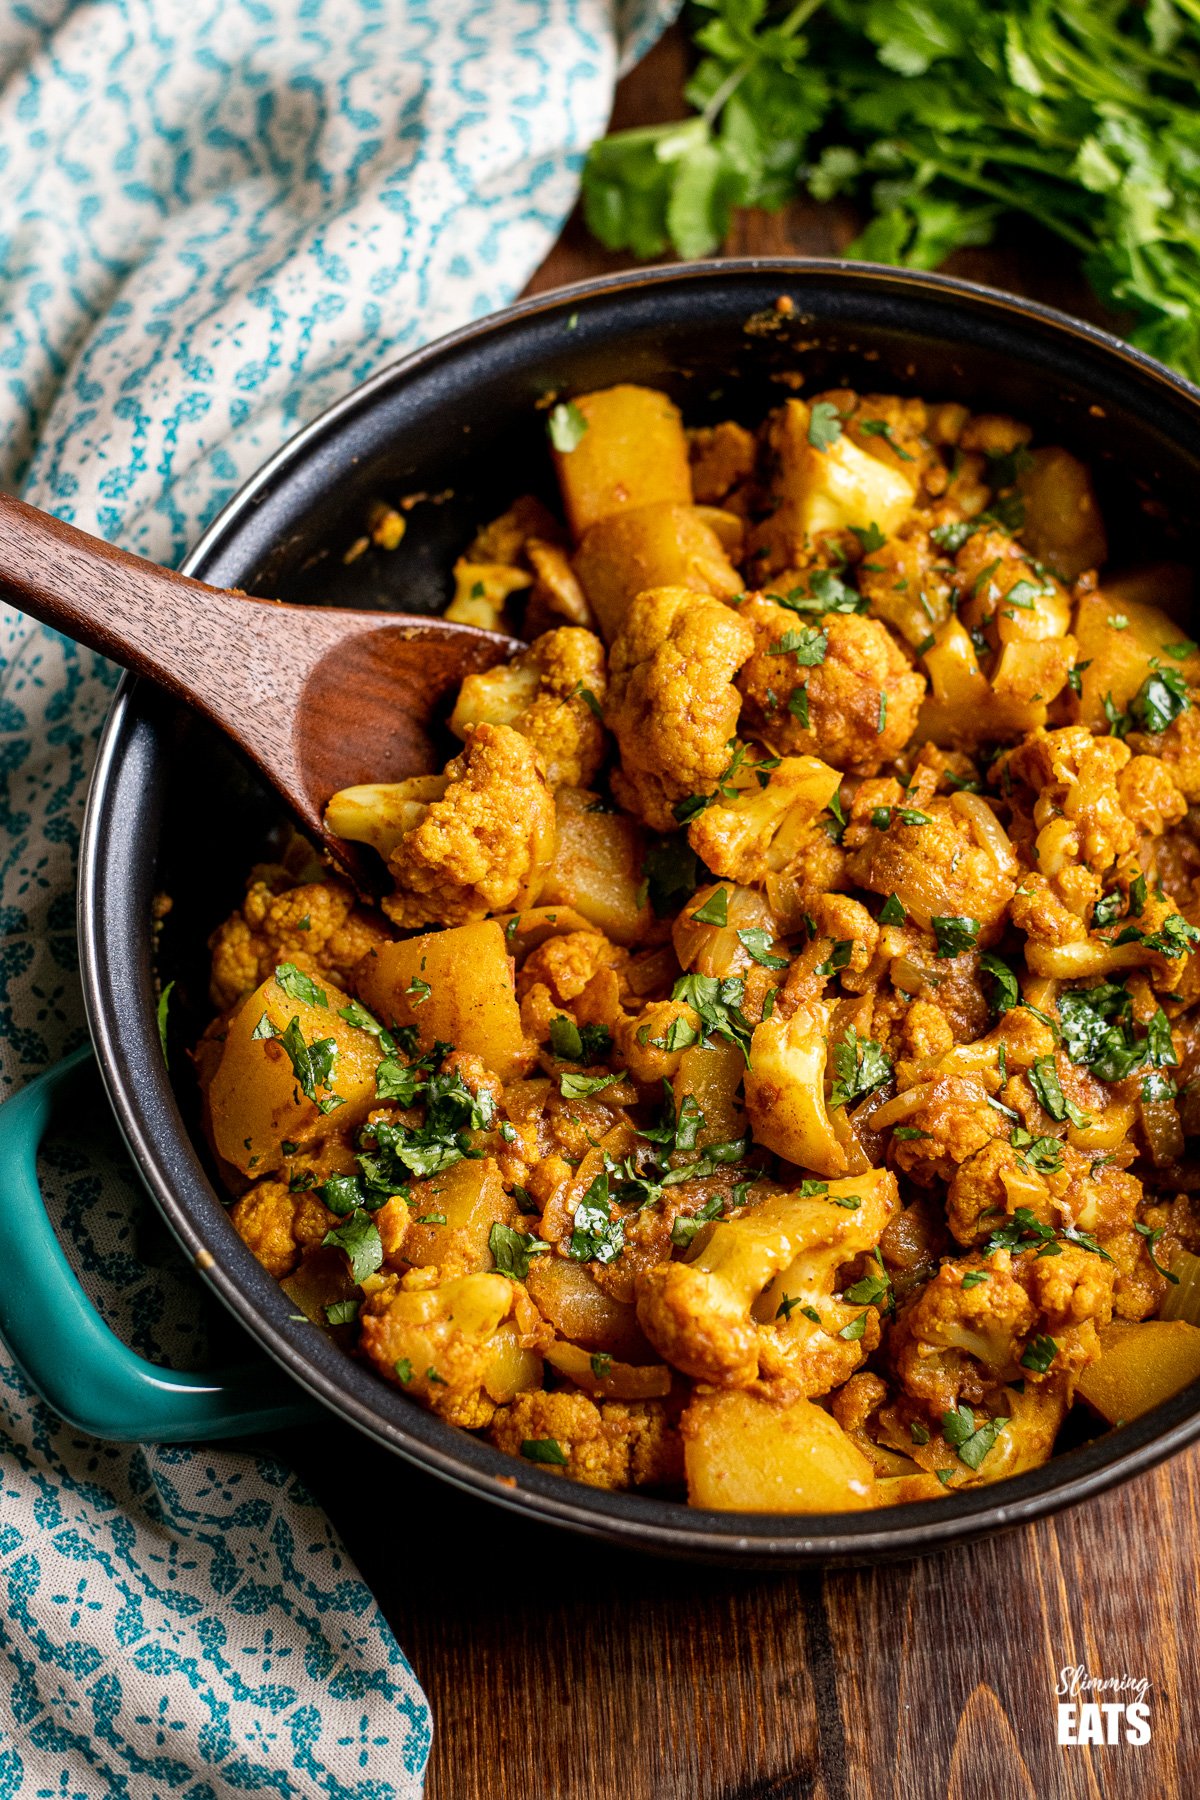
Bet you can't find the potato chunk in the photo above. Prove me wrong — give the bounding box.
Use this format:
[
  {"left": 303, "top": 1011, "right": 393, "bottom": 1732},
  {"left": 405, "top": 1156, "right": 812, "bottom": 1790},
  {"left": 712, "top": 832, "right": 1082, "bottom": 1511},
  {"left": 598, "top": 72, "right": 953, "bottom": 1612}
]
[
  {"left": 682, "top": 1388, "right": 876, "bottom": 1511},
  {"left": 1016, "top": 445, "right": 1107, "bottom": 581},
  {"left": 1072, "top": 582, "right": 1200, "bottom": 730},
  {"left": 754, "top": 399, "right": 915, "bottom": 563},
  {"left": 1075, "top": 1319, "right": 1200, "bottom": 1423},
  {"left": 535, "top": 785, "right": 655, "bottom": 947},
  {"left": 573, "top": 503, "right": 742, "bottom": 643},
  {"left": 553, "top": 385, "right": 692, "bottom": 538},
  {"left": 354, "top": 920, "right": 531, "bottom": 1081},
  {"left": 207, "top": 968, "right": 380, "bottom": 1176}
]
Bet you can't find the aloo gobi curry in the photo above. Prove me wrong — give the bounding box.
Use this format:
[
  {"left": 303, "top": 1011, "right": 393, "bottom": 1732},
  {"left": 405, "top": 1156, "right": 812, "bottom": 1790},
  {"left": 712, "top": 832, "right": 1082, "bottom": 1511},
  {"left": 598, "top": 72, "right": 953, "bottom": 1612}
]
[{"left": 196, "top": 378, "right": 1200, "bottom": 1511}]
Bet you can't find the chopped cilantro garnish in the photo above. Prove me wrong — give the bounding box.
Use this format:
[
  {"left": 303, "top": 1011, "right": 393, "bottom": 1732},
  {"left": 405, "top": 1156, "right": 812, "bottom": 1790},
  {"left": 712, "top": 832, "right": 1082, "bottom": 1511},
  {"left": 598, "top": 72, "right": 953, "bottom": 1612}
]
[
  {"left": 829, "top": 1026, "right": 892, "bottom": 1108},
  {"left": 807, "top": 400, "right": 843, "bottom": 450},
  {"left": 931, "top": 915, "right": 980, "bottom": 958},
  {"left": 1134, "top": 1221, "right": 1180, "bottom": 1283},
  {"left": 1028, "top": 1054, "right": 1090, "bottom": 1128},
  {"left": 980, "top": 951, "right": 1020, "bottom": 1016},
  {"left": 156, "top": 980, "right": 175, "bottom": 1068},
  {"left": 850, "top": 521, "right": 886, "bottom": 554},
  {"left": 641, "top": 833, "right": 702, "bottom": 915},
  {"left": 691, "top": 889, "right": 729, "bottom": 927},
  {"left": 521, "top": 1437, "right": 568, "bottom": 1465},
  {"left": 844, "top": 1269, "right": 891, "bottom": 1309},
  {"left": 489, "top": 1221, "right": 550, "bottom": 1280},
  {"left": 321, "top": 1210, "right": 384, "bottom": 1285},
  {"left": 670, "top": 1194, "right": 724, "bottom": 1249},
  {"left": 816, "top": 939, "right": 853, "bottom": 977},
  {"left": 1020, "top": 1334, "right": 1059, "bottom": 1374},
  {"left": 769, "top": 625, "right": 828, "bottom": 665},
  {"left": 255, "top": 1012, "right": 342, "bottom": 1113},
  {"left": 737, "top": 927, "right": 788, "bottom": 969},
  {"left": 324, "top": 1299, "right": 359, "bottom": 1327},
  {"left": 568, "top": 1172, "right": 625, "bottom": 1265},
  {"left": 274, "top": 962, "right": 328, "bottom": 1008},
  {"left": 858, "top": 417, "right": 914, "bottom": 461},
  {"left": 560, "top": 1070, "right": 623, "bottom": 1100},
  {"left": 549, "top": 1015, "right": 613, "bottom": 1064},
  {"left": 548, "top": 401, "right": 588, "bottom": 453},
  {"left": 1130, "top": 667, "right": 1191, "bottom": 735},
  {"left": 942, "top": 1405, "right": 1008, "bottom": 1471}
]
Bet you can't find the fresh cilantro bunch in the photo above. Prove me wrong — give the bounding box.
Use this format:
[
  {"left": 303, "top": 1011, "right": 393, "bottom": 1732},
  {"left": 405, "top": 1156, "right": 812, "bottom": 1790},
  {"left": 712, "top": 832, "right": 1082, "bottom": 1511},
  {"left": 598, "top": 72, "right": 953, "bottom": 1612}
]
[{"left": 582, "top": 0, "right": 1200, "bottom": 381}]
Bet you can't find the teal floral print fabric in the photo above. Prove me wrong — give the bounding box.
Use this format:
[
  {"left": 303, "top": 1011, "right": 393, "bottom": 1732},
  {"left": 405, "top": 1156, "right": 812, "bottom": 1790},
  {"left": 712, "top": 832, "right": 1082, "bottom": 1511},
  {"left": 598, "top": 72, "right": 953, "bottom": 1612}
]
[{"left": 0, "top": 2, "right": 674, "bottom": 1793}]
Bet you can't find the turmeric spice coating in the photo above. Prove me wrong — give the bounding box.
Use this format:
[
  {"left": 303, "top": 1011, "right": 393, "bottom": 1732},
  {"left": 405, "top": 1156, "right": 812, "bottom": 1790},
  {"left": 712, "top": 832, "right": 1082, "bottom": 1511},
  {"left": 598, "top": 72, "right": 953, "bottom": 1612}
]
[{"left": 196, "top": 380, "right": 1200, "bottom": 1510}]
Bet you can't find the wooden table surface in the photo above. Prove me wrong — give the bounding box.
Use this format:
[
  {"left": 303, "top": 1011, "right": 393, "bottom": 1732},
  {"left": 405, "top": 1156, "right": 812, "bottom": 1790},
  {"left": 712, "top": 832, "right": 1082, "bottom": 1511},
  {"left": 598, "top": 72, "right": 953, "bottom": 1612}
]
[{"left": 293, "top": 29, "right": 1200, "bottom": 1800}]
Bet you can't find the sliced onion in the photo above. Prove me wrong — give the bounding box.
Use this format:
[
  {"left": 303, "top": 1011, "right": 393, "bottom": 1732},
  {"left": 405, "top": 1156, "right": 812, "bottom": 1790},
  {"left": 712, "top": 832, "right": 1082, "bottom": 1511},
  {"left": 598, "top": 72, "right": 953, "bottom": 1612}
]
[{"left": 949, "top": 789, "right": 1017, "bottom": 874}]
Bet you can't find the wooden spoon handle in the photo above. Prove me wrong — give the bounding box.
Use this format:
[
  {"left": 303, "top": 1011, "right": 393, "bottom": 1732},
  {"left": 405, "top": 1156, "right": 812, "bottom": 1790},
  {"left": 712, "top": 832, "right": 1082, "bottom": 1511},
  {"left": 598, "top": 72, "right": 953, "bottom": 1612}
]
[{"left": 0, "top": 490, "right": 277, "bottom": 686}]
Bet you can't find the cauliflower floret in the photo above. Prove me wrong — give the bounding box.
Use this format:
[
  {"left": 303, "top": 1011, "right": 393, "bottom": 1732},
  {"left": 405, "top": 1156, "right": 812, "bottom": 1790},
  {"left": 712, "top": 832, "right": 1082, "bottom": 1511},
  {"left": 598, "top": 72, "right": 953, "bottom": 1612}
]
[
  {"left": 228, "top": 1181, "right": 337, "bottom": 1279},
  {"left": 1128, "top": 691, "right": 1200, "bottom": 801},
  {"left": 516, "top": 929, "right": 628, "bottom": 1043},
  {"left": 359, "top": 1269, "right": 549, "bottom": 1429},
  {"left": 636, "top": 1171, "right": 896, "bottom": 1393},
  {"left": 376, "top": 723, "right": 556, "bottom": 928},
  {"left": 843, "top": 786, "right": 1017, "bottom": 939},
  {"left": 688, "top": 420, "right": 757, "bottom": 503},
  {"left": 872, "top": 1073, "right": 1008, "bottom": 1186},
  {"left": 743, "top": 1001, "right": 855, "bottom": 1177},
  {"left": 891, "top": 1251, "right": 1036, "bottom": 1416},
  {"left": 445, "top": 558, "right": 533, "bottom": 630},
  {"left": 488, "top": 1389, "right": 683, "bottom": 1491},
  {"left": 449, "top": 627, "right": 608, "bottom": 790},
  {"left": 685, "top": 753, "right": 842, "bottom": 887},
  {"left": 947, "top": 1138, "right": 1143, "bottom": 1251},
  {"left": 605, "top": 586, "right": 755, "bottom": 830},
  {"left": 209, "top": 878, "right": 394, "bottom": 1012},
  {"left": 1000, "top": 726, "right": 1141, "bottom": 878},
  {"left": 892, "top": 1237, "right": 1114, "bottom": 1425},
  {"left": 736, "top": 596, "right": 925, "bottom": 774}
]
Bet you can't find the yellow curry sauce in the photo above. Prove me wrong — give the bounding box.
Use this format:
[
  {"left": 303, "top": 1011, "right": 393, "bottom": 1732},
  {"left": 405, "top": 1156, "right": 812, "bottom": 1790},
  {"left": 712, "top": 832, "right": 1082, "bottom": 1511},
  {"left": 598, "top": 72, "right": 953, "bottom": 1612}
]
[{"left": 194, "top": 381, "right": 1200, "bottom": 1510}]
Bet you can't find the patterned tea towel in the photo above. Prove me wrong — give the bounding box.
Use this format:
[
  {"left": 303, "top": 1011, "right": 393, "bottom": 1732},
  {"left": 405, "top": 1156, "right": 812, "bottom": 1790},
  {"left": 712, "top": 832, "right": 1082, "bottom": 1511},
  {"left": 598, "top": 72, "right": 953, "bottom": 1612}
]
[{"left": 0, "top": 2, "right": 675, "bottom": 1795}]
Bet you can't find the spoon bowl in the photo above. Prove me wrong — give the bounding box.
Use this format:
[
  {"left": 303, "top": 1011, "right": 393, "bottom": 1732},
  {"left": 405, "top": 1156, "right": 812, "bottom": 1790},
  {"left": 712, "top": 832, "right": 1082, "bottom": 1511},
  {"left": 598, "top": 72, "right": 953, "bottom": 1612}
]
[{"left": 0, "top": 492, "right": 521, "bottom": 884}]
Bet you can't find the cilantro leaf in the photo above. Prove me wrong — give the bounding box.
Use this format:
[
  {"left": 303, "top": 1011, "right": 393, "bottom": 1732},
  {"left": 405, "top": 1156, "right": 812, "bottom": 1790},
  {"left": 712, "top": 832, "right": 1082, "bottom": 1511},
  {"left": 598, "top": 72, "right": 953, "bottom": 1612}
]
[
  {"left": 489, "top": 1222, "right": 550, "bottom": 1281},
  {"left": 569, "top": 1172, "right": 625, "bottom": 1265},
  {"left": 274, "top": 962, "right": 328, "bottom": 1008},
  {"left": 322, "top": 1210, "right": 384, "bottom": 1285},
  {"left": 521, "top": 1437, "right": 568, "bottom": 1466},
  {"left": 737, "top": 927, "right": 788, "bottom": 969},
  {"left": 641, "top": 833, "right": 702, "bottom": 916},
  {"left": 691, "top": 888, "right": 729, "bottom": 926},
  {"left": 807, "top": 400, "right": 843, "bottom": 450},
  {"left": 980, "top": 951, "right": 1020, "bottom": 1016},
  {"left": 156, "top": 980, "right": 175, "bottom": 1068},
  {"left": 1130, "top": 668, "right": 1191, "bottom": 735},
  {"left": 941, "top": 1404, "right": 1008, "bottom": 1471},
  {"left": 850, "top": 521, "right": 886, "bottom": 553},
  {"left": 829, "top": 1026, "right": 892, "bottom": 1108},
  {"left": 931, "top": 915, "right": 980, "bottom": 958},
  {"left": 548, "top": 401, "right": 588, "bottom": 453}
]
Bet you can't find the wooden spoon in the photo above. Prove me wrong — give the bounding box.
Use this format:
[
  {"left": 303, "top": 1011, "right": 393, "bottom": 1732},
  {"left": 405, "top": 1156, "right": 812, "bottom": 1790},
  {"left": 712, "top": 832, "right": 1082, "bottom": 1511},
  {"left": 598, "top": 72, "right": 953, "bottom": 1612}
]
[{"left": 0, "top": 492, "right": 521, "bottom": 886}]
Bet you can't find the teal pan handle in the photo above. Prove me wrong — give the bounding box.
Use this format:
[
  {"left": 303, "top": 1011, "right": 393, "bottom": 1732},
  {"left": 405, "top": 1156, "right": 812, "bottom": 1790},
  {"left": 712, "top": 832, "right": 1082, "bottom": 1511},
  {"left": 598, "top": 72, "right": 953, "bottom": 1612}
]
[{"left": 0, "top": 1047, "right": 317, "bottom": 1442}]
